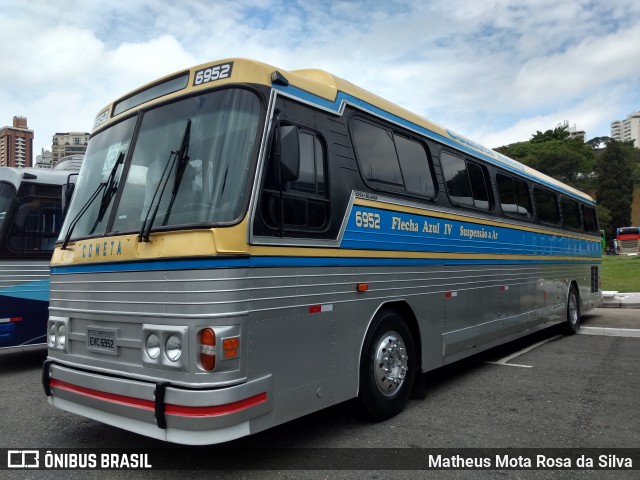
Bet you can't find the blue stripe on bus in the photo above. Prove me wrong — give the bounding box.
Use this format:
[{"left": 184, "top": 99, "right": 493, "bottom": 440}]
[
  {"left": 0, "top": 279, "right": 50, "bottom": 302},
  {"left": 341, "top": 206, "right": 601, "bottom": 258},
  {"left": 273, "top": 84, "right": 594, "bottom": 205},
  {"left": 50, "top": 255, "right": 598, "bottom": 275}
]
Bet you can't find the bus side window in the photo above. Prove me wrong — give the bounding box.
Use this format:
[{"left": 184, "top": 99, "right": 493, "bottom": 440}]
[
  {"left": 560, "top": 196, "right": 581, "bottom": 230},
  {"left": 533, "top": 186, "right": 560, "bottom": 225},
  {"left": 441, "top": 152, "right": 492, "bottom": 211},
  {"left": 497, "top": 173, "right": 532, "bottom": 218},
  {"left": 261, "top": 128, "right": 329, "bottom": 232},
  {"left": 581, "top": 204, "right": 598, "bottom": 233}
]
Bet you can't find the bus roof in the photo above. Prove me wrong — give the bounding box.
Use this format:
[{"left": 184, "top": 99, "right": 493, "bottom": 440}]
[
  {"left": 0, "top": 167, "right": 73, "bottom": 188},
  {"left": 96, "top": 58, "right": 594, "bottom": 204}
]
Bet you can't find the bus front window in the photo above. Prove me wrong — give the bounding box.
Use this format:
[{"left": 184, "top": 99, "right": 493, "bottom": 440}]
[
  {"left": 111, "top": 89, "right": 261, "bottom": 233},
  {"left": 59, "top": 88, "right": 261, "bottom": 243}
]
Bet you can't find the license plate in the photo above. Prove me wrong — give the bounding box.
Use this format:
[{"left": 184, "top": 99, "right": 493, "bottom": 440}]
[{"left": 87, "top": 329, "right": 117, "bottom": 355}]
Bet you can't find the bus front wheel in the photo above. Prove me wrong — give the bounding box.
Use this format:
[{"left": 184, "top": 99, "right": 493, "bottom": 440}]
[{"left": 358, "top": 309, "right": 416, "bottom": 421}]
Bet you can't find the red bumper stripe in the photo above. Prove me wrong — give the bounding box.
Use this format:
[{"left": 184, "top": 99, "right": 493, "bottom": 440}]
[
  {"left": 50, "top": 379, "right": 155, "bottom": 411},
  {"left": 164, "top": 393, "right": 267, "bottom": 417},
  {"left": 50, "top": 379, "right": 266, "bottom": 417}
]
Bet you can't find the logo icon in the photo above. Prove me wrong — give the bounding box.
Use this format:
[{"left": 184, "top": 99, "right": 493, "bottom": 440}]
[{"left": 7, "top": 450, "right": 39, "bottom": 468}]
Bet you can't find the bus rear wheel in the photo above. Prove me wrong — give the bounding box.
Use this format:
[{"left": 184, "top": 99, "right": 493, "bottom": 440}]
[
  {"left": 358, "top": 309, "right": 416, "bottom": 421},
  {"left": 563, "top": 285, "right": 580, "bottom": 335}
]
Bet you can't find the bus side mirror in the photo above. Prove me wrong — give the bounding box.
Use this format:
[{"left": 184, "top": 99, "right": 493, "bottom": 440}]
[
  {"left": 62, "top": 173, "right": 78, "bottom": 215},
  {"left": 279, "top": 125, "right": 299, "bottom": 182}
]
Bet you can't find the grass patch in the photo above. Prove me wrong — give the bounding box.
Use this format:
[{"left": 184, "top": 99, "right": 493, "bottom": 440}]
[{"left": 601, "top": 255, "right": 640, "bottom": 292}]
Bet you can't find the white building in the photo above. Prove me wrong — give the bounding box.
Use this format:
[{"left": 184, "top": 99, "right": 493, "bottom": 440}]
[
  {"left": 610, "top": 111, "right": 640, "bottom": 148},
  {"left": 36, "top": 148, "right": 54, "bottom": 168},
  {"left": 52, "top": 132, "right": 89, "bottom": 165}
]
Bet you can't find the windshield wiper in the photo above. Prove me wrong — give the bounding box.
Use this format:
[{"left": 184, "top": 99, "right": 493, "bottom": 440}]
[
  {"left": 138, "top": 119, "right": 191, "bottom": 242},
  {"left": 89, "top": 151, "right": 125, "bottom": 235},
  {"left": 61, "top": 151, "right": 125, "bottom": 250},
  {"left": 162, "top": 119, "right": 191, "bottom": 226}
]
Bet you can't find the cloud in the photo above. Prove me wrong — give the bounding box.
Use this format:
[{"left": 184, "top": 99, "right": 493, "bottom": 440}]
[{"left": 1, "top": 0, "right": 639, "bottom": 154}]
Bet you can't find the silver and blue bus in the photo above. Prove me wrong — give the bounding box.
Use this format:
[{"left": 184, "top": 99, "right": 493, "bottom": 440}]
[
  {"left": 0, "top": 167, "right": 75, "bottom": 350},
  {"left": 43, "top": 58, "right": 602, "bottom": 444}
]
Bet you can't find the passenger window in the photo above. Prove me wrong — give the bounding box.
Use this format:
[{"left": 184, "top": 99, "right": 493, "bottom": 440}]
[
  {"left": 350, "top": 118, "right": 436, "bottom": 199},
  {"left": 260, "top": 128, "right": 329, "bottom": 231},
  {"left": 497, "top": 173, "right": 532, "bottom": 218},
  {"left": 351, "top": 119, "right": 404, "bottom": 187},
  {"left": 582, "top": 204, "right": 598, "bottom": 233},
  {"left": 441, "top": 152, "right": 492, "bottom": 210},
  {"left": 560, "top": 197, "right": 581, "bottom": 230},
  {"left": 533, "top": 186, "right": 560, "bottom": 225},
  {"left": 394, "top": 136, "right": 436, "bottom": 197}
]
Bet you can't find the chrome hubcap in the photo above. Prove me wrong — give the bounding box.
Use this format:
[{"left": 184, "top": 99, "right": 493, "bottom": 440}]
[
  {"left": 374, "top": 331, "right": 408, "bottom": 396},
  {"left": 569, "top": 293, "right": 579, "bottom": 325}
]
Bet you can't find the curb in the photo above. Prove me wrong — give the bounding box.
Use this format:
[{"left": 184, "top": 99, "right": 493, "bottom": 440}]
[
  {"left": 579, "top": 326, "right": 640, "bottom": 338},
  {"left": 599, "top": 302, "right": 640, "bottom": 309},
  {"left": 600, "top": 291, "right": 640, "bottom": 309}
]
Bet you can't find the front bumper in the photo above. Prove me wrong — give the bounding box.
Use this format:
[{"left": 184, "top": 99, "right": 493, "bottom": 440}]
[{"left": 43, "top": 360, "right": 272, "bottom": 445}]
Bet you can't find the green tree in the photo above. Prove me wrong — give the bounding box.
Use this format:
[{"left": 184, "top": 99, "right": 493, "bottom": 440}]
[
  {"left": 596, "top": 204, "right": 612, "bottom": 242},
  {"left": 530, "top": 125, "right": 571, "bottom": 143},
  {"left": 495, "top": 133, "right": 595, "bottom": 188},
  {"left": 595, "top": 139, "right": 634, "bottom": 238}
]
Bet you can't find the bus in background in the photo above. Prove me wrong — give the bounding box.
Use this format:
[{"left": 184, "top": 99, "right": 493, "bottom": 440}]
[
  {"left": 616, "top": 226, "right": 640, "bottom": 254},
  {"left": 43, "top": 58, "right": 601, "bottom": 445},
  {"left": 0, "top": 167, "right": 77, "bottom": 350}
]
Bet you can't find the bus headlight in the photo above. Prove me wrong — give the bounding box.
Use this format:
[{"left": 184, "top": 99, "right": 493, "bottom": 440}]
[
  {"left": 49, "top": 323, "right": 57, "bottom": 346},
  {"left": 57, "top": 324, "right": 67, "bottom": 347},
  {"left": 145, "top": 333, "right": 161, "bottom": 359},
  {"left": 141, "top": 324, "right": 188, "bottom": 370},
  {"left": 47, "top": 316, "right": 69, "bottom": 352},
  {"left": 165, "top": 335, "right": 182, "bottom": 362}
]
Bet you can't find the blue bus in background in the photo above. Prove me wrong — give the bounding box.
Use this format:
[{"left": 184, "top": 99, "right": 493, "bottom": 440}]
[{"left": 0, "top": 167, "right": 76, "bottom": 350}]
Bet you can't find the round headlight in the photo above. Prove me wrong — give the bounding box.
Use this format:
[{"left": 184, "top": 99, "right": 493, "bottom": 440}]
[
  {"left": 49, "top": 323, "right": 57, "bottom": 346},
  {"left": 145, "top": 333, "right": 161, "bottom": 359},
  {"left": 165, "top": 335, "right": 182, "bottom": 362},
  {"left": 57, "top": 324, "right": 67, "bottom": 347}
]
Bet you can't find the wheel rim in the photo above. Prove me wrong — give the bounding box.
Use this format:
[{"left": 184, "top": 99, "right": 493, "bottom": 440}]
[
  {"left": 569, "top": 292, "right": 579, "bottom": 326},
  {"left": 373, "top": 331, "right": 409, "bottom": 397}
]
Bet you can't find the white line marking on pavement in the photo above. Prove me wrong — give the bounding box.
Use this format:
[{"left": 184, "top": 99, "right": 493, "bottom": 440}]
[{"left": 485, "top": 335, "right": 562, "bottom": 368}]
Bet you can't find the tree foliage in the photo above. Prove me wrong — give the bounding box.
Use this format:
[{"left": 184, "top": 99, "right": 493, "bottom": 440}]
[
  {"left": 495, "top": 125, "right": 596, "bottom": 188},
  {"left": 595, "top": 139, "right": 634, "bottom": 238}
]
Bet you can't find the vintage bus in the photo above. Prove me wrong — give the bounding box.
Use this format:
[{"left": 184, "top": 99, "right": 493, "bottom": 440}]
[
  {"left": 43, "top": 58, "right": 602, "bottom": 444},
  {"left": 615, "top": 226, "right": 640, "bottom": 254},
  {"left": 0, "top": 167, "right": 76, "bottom": 350}
]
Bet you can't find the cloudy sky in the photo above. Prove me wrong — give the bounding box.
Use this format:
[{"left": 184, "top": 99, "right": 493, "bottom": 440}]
[{"left": 1, "top": 0, "right": 639, "bottom": 157}]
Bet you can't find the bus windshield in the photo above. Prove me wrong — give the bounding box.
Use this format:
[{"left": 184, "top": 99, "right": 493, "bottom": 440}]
[{"left": 59, "top": 88, "right": 261, "bottom": 242}]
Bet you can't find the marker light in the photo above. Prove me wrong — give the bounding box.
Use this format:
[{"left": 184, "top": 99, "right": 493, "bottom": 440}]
[
  {"left": 165, "top": 335, "right": 183, "bottom": 362},
  {"left": 223, "top": 337, "right": 239, "bottom": 359},
  {"left": 199, "top": 328, "right": 216, "bottom": 371}
]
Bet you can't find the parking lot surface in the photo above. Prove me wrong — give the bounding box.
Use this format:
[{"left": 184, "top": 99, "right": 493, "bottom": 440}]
[{"left": 1, "top": 308, "right": 638, "bottom": 479}]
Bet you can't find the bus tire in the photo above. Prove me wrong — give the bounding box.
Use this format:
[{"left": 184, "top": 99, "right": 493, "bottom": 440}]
[
  {"left": 563, "top": 285, "right": 580, "bottom": 335},
  {"left": 358, "top": 309, "right": 416, "bottom": 421}
]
